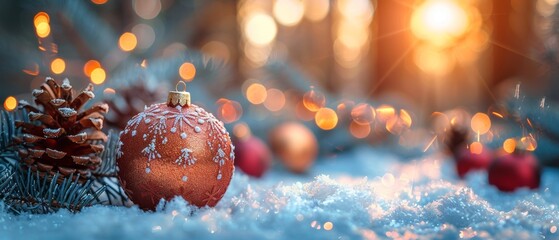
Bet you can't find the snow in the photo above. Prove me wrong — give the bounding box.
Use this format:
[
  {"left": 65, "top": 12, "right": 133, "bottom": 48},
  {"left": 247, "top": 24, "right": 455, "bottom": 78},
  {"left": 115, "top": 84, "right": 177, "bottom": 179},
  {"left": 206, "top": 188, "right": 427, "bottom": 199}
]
[
  {"left": 2, "top": 146, "right": 559, "bottom": 239},
  {"left": 175, "top": 148, "right": 196, "bottom": 167},
  {"left": 58, "top": 107, "right": 77, "bottom": 117}
]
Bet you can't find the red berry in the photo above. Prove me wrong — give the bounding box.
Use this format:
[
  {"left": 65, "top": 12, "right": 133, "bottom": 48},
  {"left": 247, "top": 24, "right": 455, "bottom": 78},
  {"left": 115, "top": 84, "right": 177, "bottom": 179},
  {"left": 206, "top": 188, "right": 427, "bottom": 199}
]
[
  {"left": 233, "top": 136, "right": 271, "bottom": 178},
  {"left": 455, "top": 147, "right": 492, "bottom": 178},
  {"left": 488, "top": 152, "right": 541, "bottom": 192}
]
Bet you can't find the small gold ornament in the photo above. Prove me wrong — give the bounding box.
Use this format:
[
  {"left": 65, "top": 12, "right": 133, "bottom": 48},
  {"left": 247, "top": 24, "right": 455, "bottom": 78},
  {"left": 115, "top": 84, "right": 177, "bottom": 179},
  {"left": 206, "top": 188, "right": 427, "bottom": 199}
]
[{"left": 167, "top": 81, "right": 191, "bottom": 107}]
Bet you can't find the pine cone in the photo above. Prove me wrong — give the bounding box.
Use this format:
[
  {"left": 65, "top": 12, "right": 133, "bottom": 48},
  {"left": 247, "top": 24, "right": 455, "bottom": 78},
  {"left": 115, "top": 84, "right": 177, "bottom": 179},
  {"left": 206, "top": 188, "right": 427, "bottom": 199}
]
[
  {"left": 105, "top": 83, "right": 165, "bottom": 130},
  {"left": 444, "top": 125, "right": 469, "bottom": 158},
  {"left": 15, "top": 77, "right": 109, "bottom": 181}
]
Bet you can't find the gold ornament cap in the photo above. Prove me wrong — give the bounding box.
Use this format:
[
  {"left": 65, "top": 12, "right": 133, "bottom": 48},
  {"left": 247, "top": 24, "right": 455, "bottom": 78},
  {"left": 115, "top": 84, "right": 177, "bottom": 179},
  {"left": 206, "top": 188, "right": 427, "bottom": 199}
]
[{"left": 168, "top": 81, "right": 191, "bottom": 107}]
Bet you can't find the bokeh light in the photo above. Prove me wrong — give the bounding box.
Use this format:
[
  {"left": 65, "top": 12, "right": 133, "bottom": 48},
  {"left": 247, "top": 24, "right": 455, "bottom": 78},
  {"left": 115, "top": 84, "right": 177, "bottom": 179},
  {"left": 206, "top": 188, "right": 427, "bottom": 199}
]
[
  {"left": 376, "top": 105, "right": 396, "bottom": 123},
  {"left": 386, "top": 110, "right": 413, "bottom": 135},
  {"left": 217, "top": 99, "right": 243, "bottom": 123},
  {"left": 119, "top": 32, "right": 138, "bottom": 52},
  {"left": 179, "top": 62, "right": 197, "bottom": 81},
  {"left": 23, "top": 63, "right": 39, "bottom": 76},
  {"left": 50, "top": 58, "right": 66, "bottom": 74},
  {"left": 132, "top": 24, "right": 156, "bottom": 50},
  {"left": 244, "top": 12, "right": 277, "bottom": 46},
  {"left": 246, "top": 83, "right": 267, "bottom": 104},
  {"left": 400, "top": 110, "right": 412, "bottom": 128},
  {"left": 349, "top": 121, "right": 371, "bottom": 139},
  {"left": 103, "top": 88, "right": 116, "bottom": 97},
  {"left": 90, "top": 67, "right": 106, "bottom": 85},
  {"left": 337, "top": 0, "right": 374, "bottom": 22},
  {"left": 414, "top": 46, "right": 453, "bottom": 75},
  {"left": 337, "top": 20, "right": 369, "bottom": 49},
  {"left": 3, "top": 96, "right": 17, "bottom": 111},
  {"left": 35, "top": 22, "right": 50, "bottom": 38},
  {"left": 503, "top": 138, "right": 516, "bottom": 154},
  {"left": 83, "top": 60, "right": 101, "bottom": 77},
  {"left": 202, "top": 41, "right": 231, "bottom": 63},
  {"left": 469, "top": 142, "right": 483, "bottom": 154},
  {"left": 303, "top": 88, "right": 326, "bottom": 112},
  {"left": 233, "top": 122, "right": 251, "bottom": 139},
  {"left": 34, "top": 12, "right": 50, "bottom": 27},
  {"left": 470, "top": 113, "right": 491, "bottom": 134},
  {"left": 411, "top": 0, "right": 470, "bottom": 47},
  {"left": 263, "top": 88, "right": 286, "bottom": 112},
  {"left": 244, "top": 43, "right": 272, "bottom": 65},
  {"left": 91, "top": 0, "right": 109, "bottom": 4},
  {"left": 315, "top": 107, "right": 338, "bottom": 130},
  {"left": 351, "top": 103, "right": 376, "bottom": 125},
  {"left": 323, "top": 222, "right": 334, "bottom": 231},
  {"left": 519, "top": 136, "right": 537, "bottom": 151},
  {"left": 133, "top": 0, "right": 161, "bottom": 20},
  {"left": 273, "top": 0, "right": 305, "bottom": 26},
  {"left": 304, "top": 0, "right": 329, "bottom": 22}
]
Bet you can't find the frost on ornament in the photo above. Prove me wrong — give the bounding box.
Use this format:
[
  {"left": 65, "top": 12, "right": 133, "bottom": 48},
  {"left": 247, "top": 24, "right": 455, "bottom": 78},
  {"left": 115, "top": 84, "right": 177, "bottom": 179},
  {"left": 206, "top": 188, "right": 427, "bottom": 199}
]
[
  {"left": 176, "top": 148, "right": 196, "bottom": 167},
  {"left": 142, "top": 139, "right": 161, "bottom": 161},
  {"left": 122, "top": 103, "right": 232, "bottom": 180}
]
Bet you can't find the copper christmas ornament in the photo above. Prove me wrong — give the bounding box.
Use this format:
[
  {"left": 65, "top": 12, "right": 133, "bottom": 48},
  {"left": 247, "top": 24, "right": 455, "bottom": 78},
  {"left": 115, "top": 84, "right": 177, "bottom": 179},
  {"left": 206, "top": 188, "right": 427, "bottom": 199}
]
[
  {"left": 269, "top": 122, "right": 317, "bottom": 173},
  {"left": 117, "top": 81, "right": 235, "bottom": 210}
]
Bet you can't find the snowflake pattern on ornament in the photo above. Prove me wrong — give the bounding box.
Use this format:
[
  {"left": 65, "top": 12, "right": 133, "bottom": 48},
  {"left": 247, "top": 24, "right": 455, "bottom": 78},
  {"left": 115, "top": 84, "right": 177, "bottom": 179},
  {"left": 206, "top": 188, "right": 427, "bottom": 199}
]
[{"left": 121, "top": 104, "right": 232, "bottom": 180}]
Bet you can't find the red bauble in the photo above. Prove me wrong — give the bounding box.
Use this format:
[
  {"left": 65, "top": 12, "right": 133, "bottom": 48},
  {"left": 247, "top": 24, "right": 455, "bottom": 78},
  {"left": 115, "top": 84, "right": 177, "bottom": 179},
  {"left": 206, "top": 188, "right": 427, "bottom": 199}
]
[
  {"left": 233, "top": 136, "right": 271, "bottom": 177},
  {"left": 455, "top": 147, "right": 492, "bottom": 178},
  {"left": 488, "top": 152, "right": 540, "bottom": 192},
  {"left": 117, "top": 97, "right": 235, "bottom": 210}
]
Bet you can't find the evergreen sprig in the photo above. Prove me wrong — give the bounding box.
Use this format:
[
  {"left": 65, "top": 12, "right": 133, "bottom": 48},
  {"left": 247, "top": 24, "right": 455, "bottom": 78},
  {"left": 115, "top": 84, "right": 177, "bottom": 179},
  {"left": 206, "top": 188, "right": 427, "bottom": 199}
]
[
  {"left": 0, "top": 109, "right": 128, "bottom": 213},
  {"left": 0, "top": 167, "right": 105, "bottom": 214}
]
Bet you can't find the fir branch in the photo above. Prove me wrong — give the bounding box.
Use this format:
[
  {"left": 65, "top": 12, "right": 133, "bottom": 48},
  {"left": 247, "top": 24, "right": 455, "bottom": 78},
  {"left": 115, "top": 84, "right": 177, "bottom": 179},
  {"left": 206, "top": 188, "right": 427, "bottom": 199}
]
[
  {"left": 88, "top": 130, "right": 130, "bottom": 206},
  {"left": 93, "top": 130, "right": 119, "bottom": 177},
  {"left": 0, "top": 168, "right": 105, "bottom": 214},
  {"left": 0, "top": 110, "right": 28, "bottom": 167},
  {"left": 90, "top": 176, "right": 130, "bottom": 206}
]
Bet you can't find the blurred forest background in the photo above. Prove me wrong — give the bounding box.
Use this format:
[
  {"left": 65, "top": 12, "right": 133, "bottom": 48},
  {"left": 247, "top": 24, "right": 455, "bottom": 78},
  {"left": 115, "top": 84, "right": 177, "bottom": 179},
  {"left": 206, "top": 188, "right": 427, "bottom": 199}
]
[{"left": 0, "top": 0, "right": 557, "bottom": 159}]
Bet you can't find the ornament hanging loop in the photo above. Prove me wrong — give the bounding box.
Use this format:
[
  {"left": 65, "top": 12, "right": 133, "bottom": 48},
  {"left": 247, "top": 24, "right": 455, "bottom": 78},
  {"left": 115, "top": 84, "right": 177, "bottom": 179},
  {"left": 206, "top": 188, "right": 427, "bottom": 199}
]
[
  {"left": 176, "top": 80, "right": 187, "bottom": 92},
  {"left": 168, "top": 81, "right": 191, "bottom": 107}
]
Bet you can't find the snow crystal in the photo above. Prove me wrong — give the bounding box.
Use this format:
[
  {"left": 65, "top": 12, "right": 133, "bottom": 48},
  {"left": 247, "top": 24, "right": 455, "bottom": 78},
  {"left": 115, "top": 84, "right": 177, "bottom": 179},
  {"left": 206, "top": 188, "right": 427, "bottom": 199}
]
[
  {"left": 50, "top": 99, "right": 65, "bottom": 105},
  {"left": 83, "top": 90, "right": 95, "bottom": 98},
  {"left": 32, "top": 89, "right": 44, "bottom": 96},
  {"left": 58, "top": 107, "right": 77, "bottom": 117},
  {"left": 175, "top": 148, "right": 196, "bottom": 167},
  {"left": 141, "top": 139, "right": 161, "bottom": 161},
  {"left": 42, "top": 128, "right": 63, "bottom": 137},
  {"left": 2, "top": 147, "right": 559, "bottom": 239},
  {"left": 61, "top": 78, "right": 71, "bottom": 89}
]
